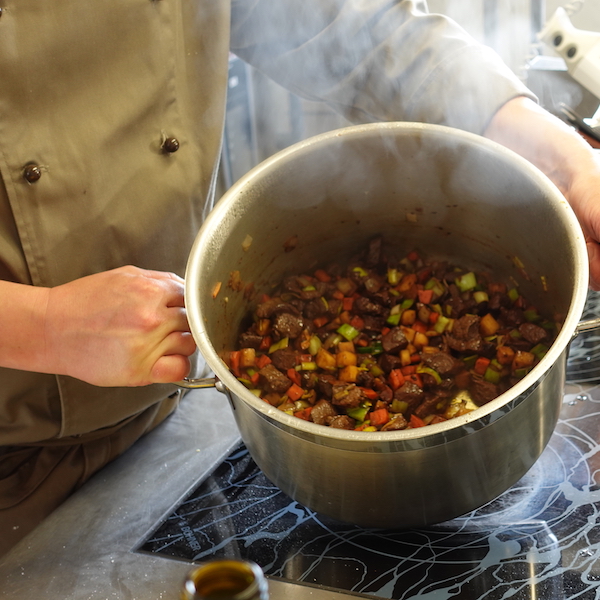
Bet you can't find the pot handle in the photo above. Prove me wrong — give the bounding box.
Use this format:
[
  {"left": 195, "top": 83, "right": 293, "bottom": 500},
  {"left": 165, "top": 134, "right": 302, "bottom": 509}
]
[
  {"left": 574, "top": 316, "right": 600, "bottom": 337},
  {"left": 176, "top": 376, "right": 219, "bottom": 390}
]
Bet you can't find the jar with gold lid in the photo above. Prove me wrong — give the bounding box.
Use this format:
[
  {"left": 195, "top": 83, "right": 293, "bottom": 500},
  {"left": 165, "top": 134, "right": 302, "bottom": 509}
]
[{"left": 181, "top": 559, "right": 268, "bottom": 600}]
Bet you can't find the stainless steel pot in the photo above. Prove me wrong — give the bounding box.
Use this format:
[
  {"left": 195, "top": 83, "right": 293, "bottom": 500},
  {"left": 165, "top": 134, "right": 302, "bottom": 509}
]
[{"left": 183, "top": 122, "right": 592, "bottom": 529}]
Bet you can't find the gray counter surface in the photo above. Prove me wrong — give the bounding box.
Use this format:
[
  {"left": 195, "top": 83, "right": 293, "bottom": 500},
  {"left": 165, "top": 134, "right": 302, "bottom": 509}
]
[{"left": 0, "top": 388, "right": 354, "bottom": 600}]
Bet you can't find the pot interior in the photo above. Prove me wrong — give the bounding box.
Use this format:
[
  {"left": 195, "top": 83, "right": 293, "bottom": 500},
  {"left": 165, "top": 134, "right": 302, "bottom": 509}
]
[{"left": 186, "top": 123, "right": 588, "bottom": 433}]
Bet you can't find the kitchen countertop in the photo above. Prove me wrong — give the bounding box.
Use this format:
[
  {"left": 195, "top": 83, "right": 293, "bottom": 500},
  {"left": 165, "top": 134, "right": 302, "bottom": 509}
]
[{"left": 3, "top": 295, "right": 600, "bottom": 600}]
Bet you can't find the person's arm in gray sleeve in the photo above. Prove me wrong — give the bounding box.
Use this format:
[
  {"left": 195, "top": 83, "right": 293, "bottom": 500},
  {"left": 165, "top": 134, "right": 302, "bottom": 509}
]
[{"left": 230, "top": 0, "right": 534, "bottom": 135}]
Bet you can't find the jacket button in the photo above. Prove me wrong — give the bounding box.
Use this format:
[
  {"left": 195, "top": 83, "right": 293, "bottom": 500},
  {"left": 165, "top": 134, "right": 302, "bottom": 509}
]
[
  {"left": 162, "top": 137, "right": 180, "bottom": 153},
  {"left": 23, "top": 164, "right": 42, "bottom": 183}
]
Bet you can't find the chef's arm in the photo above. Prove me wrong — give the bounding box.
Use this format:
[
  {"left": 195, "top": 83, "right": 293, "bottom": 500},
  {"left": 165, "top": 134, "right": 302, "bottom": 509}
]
[
  {"left": 485, "top": 96, "right": 600, "bottom": 290},
  {"left": 0, "top": 267, "right": 196, "bottom": 386}
]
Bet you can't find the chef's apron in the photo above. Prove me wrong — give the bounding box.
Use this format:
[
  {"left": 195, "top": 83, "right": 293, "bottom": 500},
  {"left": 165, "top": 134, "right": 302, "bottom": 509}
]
[{"left": 0, "top": 0, "right": 231, "bottom": 555}]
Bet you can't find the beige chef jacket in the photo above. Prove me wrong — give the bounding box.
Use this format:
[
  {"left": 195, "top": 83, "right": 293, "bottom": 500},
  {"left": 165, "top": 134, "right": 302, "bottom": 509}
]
[{"left": 0, "top": 0, "right": 532, "bottom": 554}]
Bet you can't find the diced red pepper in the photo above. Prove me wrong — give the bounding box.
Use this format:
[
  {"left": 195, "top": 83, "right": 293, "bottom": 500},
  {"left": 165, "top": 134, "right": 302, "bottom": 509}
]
[
  {"left": 259, "top": 336, "right": 272, "bottom": 352},
  {"left": 406, "top": 373, "right": 423, "bottom": 388},
  {"left": 313, "top": 316, "right": 329, "bottom": 328},
  {"left": 294, "top": 407, "right": 313, "bottom": 420},
  {"left": 418, "top": 289, "right": 434, "bottom": 304},
  {"left": 314, "top": 269, "right": 332, "bottom": 282},
  {"left": 410, "top": 414, "right": 426, "bottom": 428},
  {"left": 255, "top": 354, "right": 272, "bottom": 369},
  {"left": 287, "top": 368, "right": 301, "bottom": 386},
  {"left": 332, "top": 290, "right": 345, "bottom": 300},
  {"left": 381, "top": 326, "right": 391, "bottom": 336},
  {"left": 260, "top": 294, "right": 271, "bottom": 303},
  {"left": 401, "top": 365, "right": 417, "bottom": 376},
  {"left": 407, "top": 250, "right": 420, "bottom": 262},
  {"left": 474, "top": 356, "right": 491, "bottom": 376},
  {"left": 250, "top": 371, "right": 260, "bottom": 386},
  {"left": 388, "top": 368, "right": 405, "bottom": 391},
  {"left": 370, "top": 408, "right": 390, "bottom": 427},
  {"left": 286, "top": 383, "right": 304, "bottom": 402},
  {"left": 412, "top": 320, "right": 428, "bottom": 334},
  {"left": 342, "top": 297, "right": 354, "bottom": 311},
  {"left": 429, "top": 311, "right": 439, "bottom": 324},
  {"left": 350, "top": 315, "right": 364, "bottom": 331}
]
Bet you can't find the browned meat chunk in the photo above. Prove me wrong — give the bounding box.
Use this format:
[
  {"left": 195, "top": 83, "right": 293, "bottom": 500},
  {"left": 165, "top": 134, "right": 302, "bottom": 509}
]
[
  {"left": 421, "top": 351, "right": 461, "bottom": 377},
  {"left": 238, "top": 331, "right": 263, "bottom": 349},
  {"left": 470, "top": 375, "right": 499, "bottom": 405},
  {"left": 393, "top": 381, "right": 424, "bottom": 411},
  {"left": 329, "top": 415, "right": 356, "bottom": 430},
  {"left": 258, "top": 364, "right": 292, "bottom": 394},
  {"left": 270, "top": 347, "right": 298, "bottom": 371},
  {"left": 331, "top": 383, "right": 363, "bottom": 408},
  {"left": 273, "top": 312, "right": 304, "bottom": 339},
  {"left": 310, "top": 399, "right": 337, "bottom": 425},
  {"left": 381, "top": 327, "right": 409, "bottom": 353},
  {"left": 354, "top": 296, "right": 386, "bottom": 316},
  {"left": 381, "top": 414, "right": 408, "bottom": 431},
  {"left": 446, "top": 314, "right": 483, "bottom": 353},
  {"left": 518, "top": 322, "right": 548, "bottom": 345}
]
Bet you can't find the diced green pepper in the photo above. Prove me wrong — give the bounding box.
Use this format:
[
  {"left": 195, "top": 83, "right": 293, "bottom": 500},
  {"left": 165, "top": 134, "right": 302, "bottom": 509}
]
[
  {"left": 386, "top": 313, "right": 401, "bottom": 326},
  {"left": 524, "top": 309, "right": 541, "bottom": 323},
  {"left": 347, "top": 406, "right": 370, "bottom": 422},
  {"left": 268, "top": 337, "right": 289, "bottom": 353},
  {"left": 433, "top": 315, "right": 451, "bottom": 334},
  {"left": 508, "top": 288, "right": 519, "bottom": 303},
  {"left": 337, "top": 323, "right": 360, "bottom": 341},
  {"left": 391, "top": 399, "right": 409, "bottom": 414},
  {"left": 417, "top": 365, "right": 442, "bottom": 384},
  {"left": 531, "top": 343, "right": 549, "bottom": 360},
  {"left": 357, "top": 341, "right": 384, "bottom": 355},
  {"left": 387, "top": 268, "right": 401, "bottom": 286},
  {"left": 463, "top": 355, "right": 477, "bottom": 369},
  {"left": 456, "top": 272, "right": 477, "bottom": 292},
  {"left": 300, "top": 361, "right": 318, "bottom": 371},
  {"left": 401, "top": 298, "right": 415, "bottom": 310},
  {"left": 308, "top": 335, "right": 322, "bottom": 356},
  {"left": 353, "top": 266, "right": 368, "bottom": 277},
  {"left": 473, "top": 291, "right": 489, "bottom": 304},
  {"left": 483, "top": 367, "right": 501, "bottom": 384}
]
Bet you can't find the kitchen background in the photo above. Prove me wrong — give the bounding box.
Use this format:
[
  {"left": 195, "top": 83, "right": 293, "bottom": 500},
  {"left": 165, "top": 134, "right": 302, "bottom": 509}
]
[{"left": 218, "top": 0, "right": 600, "bottom": 193}]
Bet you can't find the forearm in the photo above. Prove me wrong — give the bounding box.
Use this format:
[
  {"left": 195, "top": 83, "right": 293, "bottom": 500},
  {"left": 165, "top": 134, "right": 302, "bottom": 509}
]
[
  {"left": 485, "top": 96, "right": 600, "bottom": 289},
  {"left": 484, "top": 97, "right": 598, "bottom": 202},
  {"left": 0, "top": 280, "right": 51, "bottom": 373}
]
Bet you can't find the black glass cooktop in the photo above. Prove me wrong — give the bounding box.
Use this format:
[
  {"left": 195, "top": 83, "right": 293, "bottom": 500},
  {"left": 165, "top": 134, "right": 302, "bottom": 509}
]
[{"left": 138, "top": 292, "right": 600, "bottom": 600}]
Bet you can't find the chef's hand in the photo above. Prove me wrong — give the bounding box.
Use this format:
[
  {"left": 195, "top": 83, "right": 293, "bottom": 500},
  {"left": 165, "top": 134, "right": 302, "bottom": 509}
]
[
  {"left": 485, "top": 96, "right": 600, "bottom": 290},
  {"left": 42, "top": 266, "right": 197, "bottom": 386}
]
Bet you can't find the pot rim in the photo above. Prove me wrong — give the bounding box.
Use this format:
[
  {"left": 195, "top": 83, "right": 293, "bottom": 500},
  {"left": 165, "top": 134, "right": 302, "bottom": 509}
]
[{"left": 186, "top": 122, "right": 589, "bottom": 445}]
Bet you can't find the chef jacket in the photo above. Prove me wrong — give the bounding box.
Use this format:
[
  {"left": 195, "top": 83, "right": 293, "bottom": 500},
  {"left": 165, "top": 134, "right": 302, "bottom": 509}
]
[{"left": 0, "top": 0, "right": 533, "bottom": 554}]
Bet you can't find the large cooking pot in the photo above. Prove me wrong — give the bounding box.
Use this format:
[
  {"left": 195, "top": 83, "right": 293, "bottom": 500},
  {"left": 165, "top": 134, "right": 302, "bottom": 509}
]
[{"left": 182, "top": 122, "right": 592, "bottom": 529}]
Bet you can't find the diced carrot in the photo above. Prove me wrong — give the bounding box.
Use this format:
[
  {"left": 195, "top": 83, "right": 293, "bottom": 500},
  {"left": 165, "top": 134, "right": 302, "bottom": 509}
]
[
  {"left": 250, "top": 371, "right": 260, "bottom": 386},
  {"left": 313, "top": 316, "right": 329, "bottom": 328},
  {"left": 370, "top": 408, "right": 390, "bottom": 427},
  {"left": 360, "top": 387, "right": 379, "bottom": 400},
  {"left": 418, "top": 289, "right": 434, "bottom": 304},
  {"left": 332, "top": 290, "right": 345, "bottom": 300},
  {"left": 401, "top": 364, "right": 416, "bottom": 376},
  {"left": 381, "top": 327, "right": 391, "bottom": 336},
  {"left": 356, "top": 338, "right": 368, "bottom": 347},
  {"left": 410, "top": 414, "right": 426, "bottom": 428},
  {"left": 407, "top": 250, "right": 420, "bottom": 262},
  {"left": 314, "top": 269, "right": 332, "bottom": 282},
  {"left": 474, "top": 356, "right": 491, "bottom": 376},
  {"left": 229, "top": 350, "right": 241, "bottom": 376},
  {"left": 260, "top": 294, "right": 271, "bottom": 303},
  {"left": 287, "top": 368, "right": 301, "bottom": 386},
  {"left": 410, "top": 353, "right": 421, "bottom": 364},
  {"left": 342, "top": 297, "right": 354, "bottom": 311},
  {"left": 255, "top": 354, "right": 272, "bottom": 369},
  {"left": 429, "top": 311, "right": 439, "bottom": 324},
  {"left": 389, "top": 368, "right": 405, "bottom": 391},
  {"left": 286, "top": 383, "right": 304, "bottom": 401}
]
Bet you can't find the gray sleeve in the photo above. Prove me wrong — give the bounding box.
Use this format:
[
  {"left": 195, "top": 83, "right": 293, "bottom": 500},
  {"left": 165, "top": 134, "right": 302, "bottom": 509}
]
[{"left": 230, "top": 0, "right": 536, "bottom": 135}]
